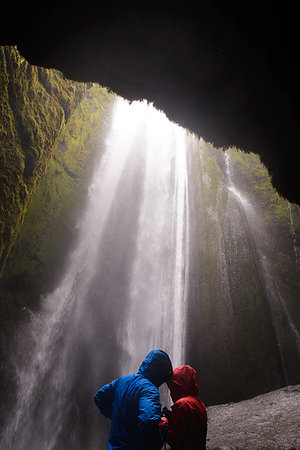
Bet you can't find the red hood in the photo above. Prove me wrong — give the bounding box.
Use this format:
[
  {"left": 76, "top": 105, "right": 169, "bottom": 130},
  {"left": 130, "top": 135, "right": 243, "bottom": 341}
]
[{"left": 167, "top": 365, "right": 199, "bottom": 402}]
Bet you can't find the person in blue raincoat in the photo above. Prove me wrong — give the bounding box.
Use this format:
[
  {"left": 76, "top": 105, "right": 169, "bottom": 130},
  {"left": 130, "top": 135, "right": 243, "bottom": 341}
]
[{"left": 94, "top": 349, "right": 173, "bottom": 450}]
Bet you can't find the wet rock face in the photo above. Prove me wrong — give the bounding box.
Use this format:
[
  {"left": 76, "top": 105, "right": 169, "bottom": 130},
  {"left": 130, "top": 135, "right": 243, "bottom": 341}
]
[
  {"left": 206, "top": 385, "right": 300, "bottom": 450},
  {"left": 0, "top": 46, "right": 86, "bottom": 276},
  {"left": 2, "top": 4, "right": 300, "bottom": 204}
]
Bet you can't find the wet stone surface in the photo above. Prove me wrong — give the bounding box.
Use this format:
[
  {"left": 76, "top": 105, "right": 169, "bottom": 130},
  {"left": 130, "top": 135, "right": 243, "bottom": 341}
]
[{"left": 206, "top": 385, "right": 300, "bottom": 450}]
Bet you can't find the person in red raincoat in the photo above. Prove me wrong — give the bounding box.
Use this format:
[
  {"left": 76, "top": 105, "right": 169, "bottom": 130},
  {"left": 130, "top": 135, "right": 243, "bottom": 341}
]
[{"left": 159, "top": 365, "right": 207, "bottom": 449}]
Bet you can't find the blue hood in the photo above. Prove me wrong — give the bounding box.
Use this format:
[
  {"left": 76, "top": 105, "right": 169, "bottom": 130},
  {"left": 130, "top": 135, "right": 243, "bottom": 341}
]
[{"left": 138, "top": 349, "right": 173, "bottom": 387}]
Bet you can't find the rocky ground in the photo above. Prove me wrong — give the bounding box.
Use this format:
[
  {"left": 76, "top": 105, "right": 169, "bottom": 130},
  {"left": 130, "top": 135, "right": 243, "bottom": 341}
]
[{"left": 206, "top": 384, "right": 300, "bottom": 449}]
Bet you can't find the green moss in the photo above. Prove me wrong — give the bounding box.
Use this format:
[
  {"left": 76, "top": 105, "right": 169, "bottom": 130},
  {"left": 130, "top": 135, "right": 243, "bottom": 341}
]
[
  {"left": 0, "top": 46, "right": 87, "bottom": 276},
  {"left": 0, "top": 83, "right": 115, "bottom": 321},
  {"left": 1, "top": 46, "right": 299, "bottom": 405},
  {"left": 226, "top": 147, "right": 291, "bottom": 228},
  {"left": 187, "top": 140, "right": 300, "bottom": 402},
  {"left": 0, "top": 46, "right": 116, "bottom": 353}
]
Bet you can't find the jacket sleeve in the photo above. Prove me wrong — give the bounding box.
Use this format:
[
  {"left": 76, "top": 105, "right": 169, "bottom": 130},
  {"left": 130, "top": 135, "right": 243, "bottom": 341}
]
[
  {"left": 94, "top": 379, "right": 117, "bottom": 419},
  {"left": 164, "top": 401, "right": 188, "bottom": 448},
  {"left": 137, "top": 383, "right": 163, "bottom": 449}
]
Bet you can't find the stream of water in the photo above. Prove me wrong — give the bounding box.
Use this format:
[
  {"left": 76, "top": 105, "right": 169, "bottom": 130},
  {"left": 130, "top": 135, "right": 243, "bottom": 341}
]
[
  {"left": 0, "top": 98, "right": 190, "bottom": 449},
  {"left": 1, "top": 98, "right": 299, "bottom": 449}
]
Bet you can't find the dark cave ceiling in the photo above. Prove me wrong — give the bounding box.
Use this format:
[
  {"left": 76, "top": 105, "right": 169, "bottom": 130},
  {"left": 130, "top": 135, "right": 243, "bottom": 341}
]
[{"left": 1, "top": 2, "right": 299, "bottom": 204}]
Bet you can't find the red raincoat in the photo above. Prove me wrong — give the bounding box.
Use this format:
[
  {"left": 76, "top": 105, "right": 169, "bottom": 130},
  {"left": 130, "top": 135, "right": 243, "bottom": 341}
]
[{"left": 160, "top": 365, "right": 207, "bottom": 449}]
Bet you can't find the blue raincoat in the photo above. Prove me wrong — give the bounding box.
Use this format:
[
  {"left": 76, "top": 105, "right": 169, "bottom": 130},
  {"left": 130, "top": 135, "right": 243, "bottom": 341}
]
[{"left": 94, "top": 349, "right": 173, "bottom": 450}]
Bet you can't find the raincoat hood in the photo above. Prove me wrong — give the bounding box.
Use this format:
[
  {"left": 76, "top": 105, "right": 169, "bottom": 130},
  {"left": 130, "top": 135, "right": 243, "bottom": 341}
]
[
  {"left": 138, "top": 349, "right": 173, "bottom": 387},
  {"left": 167, "top": 365, "right": 199, "bottom": 402}
]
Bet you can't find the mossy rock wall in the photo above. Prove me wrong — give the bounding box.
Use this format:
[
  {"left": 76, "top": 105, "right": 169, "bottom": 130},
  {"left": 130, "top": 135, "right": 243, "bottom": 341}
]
[
  {"left": 0, "top": 46, "right": 299, "bottom": 408},
  {"left": 186, "top": 139, "right": 300, "bottom": 404},
  {"left": 0, "top": 45, "right": 87, "bottom": 276},
  {"left": 0, "top": 46, "right": 115, "bottom": 354}
]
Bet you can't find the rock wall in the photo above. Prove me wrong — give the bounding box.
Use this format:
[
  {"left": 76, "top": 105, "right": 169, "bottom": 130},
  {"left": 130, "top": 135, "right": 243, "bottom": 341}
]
[
  {"left": 0, "top": 46, "right": 299, "bottom": 412},
  {"left": 0, "top": 46, "right": 88, "bottom": 276},
  {"left": 0, "top": 46, "right": 115, "bottom": 381},
  {"left": 186, "top": 141, "right": 300, "bottom": 404}
]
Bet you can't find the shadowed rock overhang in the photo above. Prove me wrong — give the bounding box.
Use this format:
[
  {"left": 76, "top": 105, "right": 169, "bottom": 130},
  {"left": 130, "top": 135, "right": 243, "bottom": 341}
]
[{"left": 1, "top": 2, "right": 299, "bottom": 204}]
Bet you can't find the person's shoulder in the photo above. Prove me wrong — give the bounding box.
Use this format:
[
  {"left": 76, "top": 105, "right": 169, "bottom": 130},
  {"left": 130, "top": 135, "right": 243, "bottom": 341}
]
[
  {"left": 174, "top": 395, "right": 201, "bottom": 408},
  {"left": 174, "top": 396, "right": 207, "bottom": 418},
  {"left": 112, "top": 372, "right": 135, "bottom": 389},
  {"left": 117, "top": 372, "right": 136, "bottom": 383},
  {"left": 173, "top": 397, "right": 191, "bottom": 407},
  {"left": 136, "top": 373, "right": 159, "bottom": 393}
]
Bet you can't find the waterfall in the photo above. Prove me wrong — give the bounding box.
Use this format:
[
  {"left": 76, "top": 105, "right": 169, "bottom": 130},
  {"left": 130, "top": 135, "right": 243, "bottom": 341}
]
[
  {"left": 0, "top": 98, "right": 190, "bottom": 449},
  {"left": 287, "top": 201, "right": 300, "bottom": 267},
  {"left": 224, "top": 150, "right": 300, "bottom": 386},
  {"left": 1, "top": 96, "right": 300, "bottom": 449},
  {"left": 120, "top": 102, "right": 189, "bottom": 373}
]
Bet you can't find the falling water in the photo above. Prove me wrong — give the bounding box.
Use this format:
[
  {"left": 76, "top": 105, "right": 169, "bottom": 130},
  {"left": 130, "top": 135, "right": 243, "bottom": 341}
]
[
  {"left": 0, "top": 98, "right": 189, "bottom": 449},
  {"left": 120, "top": 102, "right": 189, "bottom": 373},
  {"left": 1, "top": 96, "right": 300, "bottom": 449},
  {"left": 224, "top": 150, "right": 300, "bottom": 385},
  {"left": 287, "top": 201, "right": 300, "bottom": 266}
]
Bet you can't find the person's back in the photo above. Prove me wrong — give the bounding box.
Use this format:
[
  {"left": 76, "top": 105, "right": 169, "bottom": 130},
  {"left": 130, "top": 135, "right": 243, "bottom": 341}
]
[
  {"left": 94, "top": 349, "right": 173, "bottom": 450},
  {"left": 160, "top": 365, "right": 207, "bottom": 450},
  {"left": 168, "top": 393, "right": 207, "bottom": 449}
]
